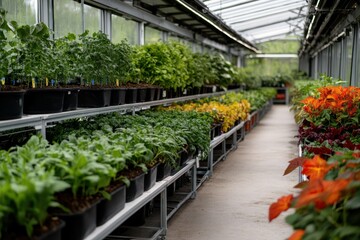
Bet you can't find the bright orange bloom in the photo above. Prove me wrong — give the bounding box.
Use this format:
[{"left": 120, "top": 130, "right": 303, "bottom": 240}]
[
  {"left": 295, "top": 179, "right": 349, "bottom": 209},
  {"left": 268, "top": 194, "right": 293, "bottom": 222},
  {"left": 301, "top": 155, "right": 333, "bottom": 180},
  {"left": 288, "top": 230, "right": 305, "bottom": 240}
]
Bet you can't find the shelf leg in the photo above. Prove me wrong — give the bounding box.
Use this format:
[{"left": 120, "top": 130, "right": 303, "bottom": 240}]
[
  {"left": 160, "top": 188, "right": 167, "bottom": 237},
  {"left": 208, "top": 148, "right": 214, "bottom": 177},
  {"left": 232, "top": 132, "right": 237, "bottom": 150},
  {"left": 191, "top": 164, "right": 197, "bottom": 199}
]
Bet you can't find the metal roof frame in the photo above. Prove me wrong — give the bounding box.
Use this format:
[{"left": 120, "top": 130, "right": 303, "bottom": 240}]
[{"left": 201, "top": 0, "right": 308, "bottom": 43}]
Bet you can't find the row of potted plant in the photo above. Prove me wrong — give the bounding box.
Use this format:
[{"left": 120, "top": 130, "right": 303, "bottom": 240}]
[
  {"left": 164, "top": 88, "right": 275, "bottom": 134},
  {"left": 0, "top": 109, "right": 213, "bottom": 240},
  {"left": 0, "top": 9, "right": 252, "bottom": 121},
  {"left": 269, "top": 77, "right": 360, "bottom": 239}
]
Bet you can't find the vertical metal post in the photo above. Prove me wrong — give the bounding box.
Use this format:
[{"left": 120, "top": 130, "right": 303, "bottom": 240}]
[
  {"left": 40, "top": 121, "right": 46, "bottom": 139},
  {"left": 298, "top": 144, "right": 303, "bottom": 183},
  {"left": 232, "top": 131, "right": 237, "bottom": 150},
  {"left": 81, "top": 0, "right": 85, "bottom": 33},
  {"left": 139, "top": 22, "right": 145, "bottom": 45},
  {"left": 222, "top": 138, "right": 226, "bottom": 159},
  {"left": 208, "top": 148, "right": 213, "bottom": 177},
  {"left": 191, "top": 164, "right": 197, "bottom": 199},
  {"left": 160, "top": 188, "right": 167, "bottom": 236}
]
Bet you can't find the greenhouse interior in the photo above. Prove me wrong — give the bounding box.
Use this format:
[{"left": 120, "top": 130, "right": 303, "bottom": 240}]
[{"left": 0, "top": 0, "right": 360, "bottom": 239}]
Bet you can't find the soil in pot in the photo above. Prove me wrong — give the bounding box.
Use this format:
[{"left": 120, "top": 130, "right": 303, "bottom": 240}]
[
  {"left": 0, "top": 90, "right": 25, "bottom": 120},
  {"left": 144, "top": 163, "right": 159, "bottom": 191},
  {"left": 2, "top": 217, "right": 65, "bottom": 240},
  {"left": 78, "top": 88, "right": 111, "bottom": 108},
  {"left": 97, "top": 182, "right": 126, "bottom": 226},
  {"left": 51, "top": 190, "right": 101, "bottom": 240},
  {"left": 63, "top": 88, "right": 79, "bottom": 111},
  {"left": 24, "top": 88, "right": 65, "bottom": 114},
  {"left": 110, "top": 88, "right": 126, "bottom": 105}
]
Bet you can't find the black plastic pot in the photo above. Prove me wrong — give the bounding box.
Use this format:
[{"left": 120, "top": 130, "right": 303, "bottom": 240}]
[
  {"left": 0, "top": 91, "right": 25, "bottom": 120},
  {"left": 155, "top": 88, "right": 161, "bottom": 100},
  {"left": 137, "top": 88, "right": 147, "bottom": 102},
  {"left": 57, "top": 203, "right": 97, "bottom": 240},
  {"left": 156, "top": 163, "right": 171, "bottom": 181},
  {"left": 97, "top": 184, "right": 126, "bottom": 226},
  {"left": 78, "top": 89, "right": 111, "bottom": 108},
  {"left": 24, "top": 89, "right": 65, "bottom": 114},
  {"left": 125, "top": 88, "right": 137, "bottom": 104},
  {"left": 120, "top": 206, "right": 146, "bottom": 227},
  {"left": 192, "top": 87, "right": 201, "bottom": 95},
  {"left": 63, "top": 89, "right": 79, "bottom": 111},
  {"left": 110, "top": 88, "right": 126, "bottom": 105},
  {"left": 126, "top": 173, "right": 145, "bottom": 202},
  {"left": 146, "top": 88, "right": 156, "bottom": 102},
  {"left": 144, "top": 164, "right": 159, "bottom": 191},
  {"left": 37, "top": 219, "right": 65, "bottom": 240}
]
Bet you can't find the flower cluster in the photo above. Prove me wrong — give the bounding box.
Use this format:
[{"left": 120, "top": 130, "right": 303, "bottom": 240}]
[
  {"left": 270, "top": 81, "right": 360, "bottom": 239},
  {"left": 167, "top": 100, "right": 250, "bottom": 132},
  {"left": 270, "top": 153, "right": 360, "bottom": 239},
  {"left": 301, "top": 86, "right": 360, "bottom": 126}
]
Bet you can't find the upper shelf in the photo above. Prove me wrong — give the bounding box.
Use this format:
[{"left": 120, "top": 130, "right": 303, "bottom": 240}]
[{"left": 0, "top": 90, "right": 238, "bottom": 133}]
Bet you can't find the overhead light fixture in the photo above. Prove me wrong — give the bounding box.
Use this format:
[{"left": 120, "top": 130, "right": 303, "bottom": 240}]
[
  {"left": 174, "top": 0, "right": 260, "bottom": 53},
  {"left": 305, "top": 0, "right": 321, "bottom": 40}
]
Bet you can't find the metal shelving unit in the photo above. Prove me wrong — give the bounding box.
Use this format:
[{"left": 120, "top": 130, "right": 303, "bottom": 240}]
[
  {"left": 0, "top": 90, "right": 239, "bottom": 137},
  {"left": 99, "top": 159, "right": 197, "bottom": 240},
  {"left": 85, "top": 181, "right": 168, "bottom": 240},
  {"left": 196, "top": 100, "right": 273, "bottom": 189}
]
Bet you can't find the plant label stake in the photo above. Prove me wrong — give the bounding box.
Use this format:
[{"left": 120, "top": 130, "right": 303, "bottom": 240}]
[
  {"left": 116, "top": 79, "right": 119, "bottom": 87},
  {"left": 45, "top": 77, "right": 49, "bottom": 87},
  {"left": 1, "top": 78, "right": 5, "bottom": 86},
  {"left": 51, "top": 79, "right": 55, "bottom": 87},
  {"left": 32, "top": 78, "right": 36, "bottom": 88}
]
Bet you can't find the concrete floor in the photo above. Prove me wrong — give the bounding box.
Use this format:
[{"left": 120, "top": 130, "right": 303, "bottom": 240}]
[{"left": 167, "top": 105, "right": 299, "bottom": 240}]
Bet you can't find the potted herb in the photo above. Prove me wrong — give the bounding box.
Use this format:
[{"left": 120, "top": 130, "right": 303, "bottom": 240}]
[
  {"left": 13, "top": 22, "right": 66, "bottom": 114},
  {"left": 0, "top": 9, "right": 25, "bottom": 120},
  {"left": 77, "top": 31, "right": 113, "bottom": 108},
  {"left": 109, "top": 40, "right": 133, "bottom": 105}
]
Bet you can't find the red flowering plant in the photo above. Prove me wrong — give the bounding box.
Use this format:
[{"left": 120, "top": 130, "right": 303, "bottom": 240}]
[{"left": 270, "top": 153, "right": 360, "bottom": 239}]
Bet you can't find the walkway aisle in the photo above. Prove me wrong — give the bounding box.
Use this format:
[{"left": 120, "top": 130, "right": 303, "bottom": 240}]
[{"left": 167, "top": 105, "right": 299, "bottom": 240}]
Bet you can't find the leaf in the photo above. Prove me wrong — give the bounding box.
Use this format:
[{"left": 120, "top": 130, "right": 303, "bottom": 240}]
[
  {"left": 345, "top": 193, "right": 360, "bottom": 209},
  {"left": 100, "top": 190, "right": 112, "bottom": 200},
  {"left": 333, "top": 226, "right": 360, "bottom": 238},
  {"left": 301, "top": 155, "right": 333, "bottom": 180},
  {"left": 294, "top": 181, "right": 308, "bottom": 189},
  {"left": 288, "top": 230, "right": 305, "bottom": 240},
  {"left": 268, "top": 194, "right": 293, "bottom": 222},
  {"left": 284, "top": 157, "right": 308, "bottom": 176}
]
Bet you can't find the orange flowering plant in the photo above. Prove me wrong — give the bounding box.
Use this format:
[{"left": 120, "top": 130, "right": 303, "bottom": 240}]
[
  {"left": 300, "top": 86, "right": 360, "bottom": 127},
  {"left": 270, "top": 152, "right": 360, "bottom": 239}
]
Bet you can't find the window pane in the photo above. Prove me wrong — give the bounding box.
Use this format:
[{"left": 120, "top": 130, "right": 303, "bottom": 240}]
[
  {"left": 112, "top": 14, "right": 139, "bottom": 45},
  {"left": 54, "top": 0, "right": 82, "bottom": 38},
  {"left": 144, "top": 26, "right": 162, "bottom": 44},
  {"left": 1, "top": 0, "right": 37, "bottom": 25},
  {"left": 84, "top": 4, "right": 100, "bottom": 35}
]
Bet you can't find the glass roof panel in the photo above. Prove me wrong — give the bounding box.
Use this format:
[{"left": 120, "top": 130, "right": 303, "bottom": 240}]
[{"left": 201, "top": 0, "right": 307, "bottom": 43}]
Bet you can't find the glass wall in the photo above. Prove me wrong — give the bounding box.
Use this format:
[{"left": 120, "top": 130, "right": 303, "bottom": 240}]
[
  {"left": 84, "top": 4, "right": 101, "bottom": 35},
  {"left": 54, "top": 1, "right": 100, "bottom": 38},
  {"left": 54, "top": 0, "right": 82, "bottom": 37},
  {"left": 112, "top": 14, "right": 139, "bottom": 45},
  {"left": 0, "top": 0, "right": 37, "bottom": 25},
  {"left": 144, "top": 26, "right": 162, "bottom": 44}
]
